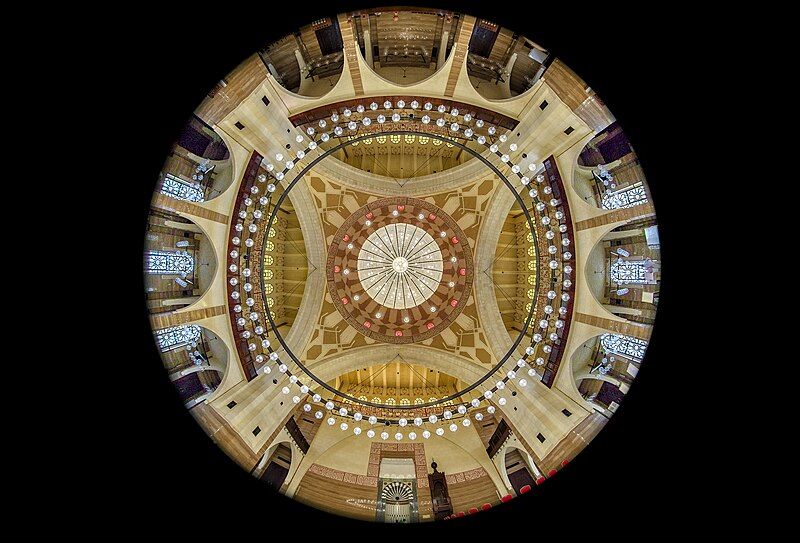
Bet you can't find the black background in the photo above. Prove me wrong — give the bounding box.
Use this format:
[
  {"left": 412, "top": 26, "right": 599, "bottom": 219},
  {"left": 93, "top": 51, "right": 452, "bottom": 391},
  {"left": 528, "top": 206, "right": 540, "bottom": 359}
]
[{"left": 105, "top": 1, "right": 709, "bottom": 535}]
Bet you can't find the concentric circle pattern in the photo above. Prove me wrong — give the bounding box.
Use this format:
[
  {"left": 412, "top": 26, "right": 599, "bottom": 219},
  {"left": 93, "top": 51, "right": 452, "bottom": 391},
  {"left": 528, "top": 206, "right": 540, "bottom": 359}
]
[
  {"left": 358, "top": 224, "right": 443, "bottom": 310},
  {"left": 327, "top": 197, "right": 473, "bottom": 344},
  {"left": 144, "top": 5, "right": 662, "bottom": 524}
]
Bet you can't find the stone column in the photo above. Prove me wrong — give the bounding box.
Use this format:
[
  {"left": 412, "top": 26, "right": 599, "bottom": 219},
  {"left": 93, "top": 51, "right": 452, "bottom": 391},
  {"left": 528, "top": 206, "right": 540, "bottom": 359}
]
[
  {"left": 267, "top": 62, "right": 281, "bottom": 82},
  {"left": 295, "top": 49, "right": 313, "bottom": 95},
  {"left": 603, "top": 228, "right": 645, "bottom": 241},
  {"left": 602, "top": 304, "right": 643, "bottom": 317},
  {"left": 185, "top": 392, "right": 211, "bottom": 409},
  {"left": 364, "top": 29, "right": 373, "bottom": 66},
  {"left": 500, "top": 52, "right": 517, "bottom": 98},
  {"left": 165, "top": 220, "right": 202, "bottom": 234},
  {"left": 161, "top": 296, "right": 200, "bottom": 306},
  {"left": 294, "top": 49, "right": 307, "bottom": 72},
  {"left": 437, "top": 30, "right": 449, "bottom": 67}
]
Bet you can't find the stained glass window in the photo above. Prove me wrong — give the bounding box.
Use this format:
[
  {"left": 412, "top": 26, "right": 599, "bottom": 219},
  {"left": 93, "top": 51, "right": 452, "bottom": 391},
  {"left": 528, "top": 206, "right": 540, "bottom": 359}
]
[
  {"left": 600, "top": 333, "right": 647, "bottom": 360},
  {"left": 358, "top": 395, "right": 367, "bottom": 401},
  {"left": 404, "top": 135, "right": 415, "bottom": 144},
  {"left": 418, "top": 136, "right": 429, "bottom": 145},
  {"left": 385, "top": 397, "right": 396, "bottom": 405},
  {"left": 363, "top": 138, "right": 373, "bottom": 145},
  {"left": 376, "top": 135, "right": 387, "bottom": 144},
  {"left": 400, "top": 398, "right": 410, "bottom": 406},
  {"left": 428, "top": 397, "right": 437, "bottom": 402},
  {"left": 144, "top": 250, "right": 194, "bottom": 274},
  {"left": 155, "top": 325, "right": 201, "bottom": 351},
  {"left": 610, "top": 259, "right": 649, "bottom": 284},
  {"left": 390, "top": 134, "right": 401, "bottom": 144},
  {"left": 372, "top": 397, "right": 381, "bottom": 403},
  {"left": 601, "top": 182, "right": 647, "bottom": 210},
  {"left": 414, "top": 398, "right": 424, "bottom": 405},
  {"left": 160, "top": 174, "right": 205, "bottom": 202},
  {"left": 432, "top": 138, "right": 443, "bottom": 146}
]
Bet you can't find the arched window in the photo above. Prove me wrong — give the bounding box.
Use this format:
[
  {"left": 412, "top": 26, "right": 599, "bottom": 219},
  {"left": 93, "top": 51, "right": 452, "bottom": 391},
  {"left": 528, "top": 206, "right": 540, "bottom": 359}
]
[
  {"left": 610, "top": 259, "right": 649, "bottom": 284},
  {"left": 358, "top": 395, "right": 367, "bottom": 401},
  {"left": 414, "top": 398, "right": 424, "bottom": 405},
  {"left": 400, "top": 398, "right": 410, "bottom": 406},
  {"left": 160, "top": 174, "right": 205, "bottom": 202},
  {"left": 372, "top": 397, "right": 381, "bottom": 404},
  {"left": 432, "top": 138, "right": 443, "bottom": 146},
  {"left": 155, "top": 325, "right": 201, "bottom": 352},
  {"left": 385, "top": 398, "right": 396, "bottom": 406},
  {"left": 429, "top": 397, "right": 437, "bottom": 402},
  {"left": 600, "top": 333, "right": 647, "bottom": 360},
  {"left": 144, "top": 250, "right": 194, "bottom": 274},
  {"left": 376, "top": 135, "right": 387, "bottom": 144},
  {"left": 390, "top": 134, "right": 401, "bottom": 144},
  {"left": 404, "top": 135, "right": 415, "bottom": 144},
  {"left": 601, "top": 182, "right": 647, "bottom": 210},
  {"left": 418, "top": 136, "right": 429, "bottom": 145}
]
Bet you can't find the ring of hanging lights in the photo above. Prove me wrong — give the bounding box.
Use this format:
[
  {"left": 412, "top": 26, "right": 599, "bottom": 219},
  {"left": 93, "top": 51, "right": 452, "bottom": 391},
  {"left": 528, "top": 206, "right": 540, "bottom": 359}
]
[{"left": 227, "top": 99, "right": 574, "bottom": 440}]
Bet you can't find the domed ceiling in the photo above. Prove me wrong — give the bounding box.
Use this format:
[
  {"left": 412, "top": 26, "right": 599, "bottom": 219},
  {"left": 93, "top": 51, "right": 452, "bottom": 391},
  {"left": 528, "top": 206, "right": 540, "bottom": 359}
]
[{"left": 144, "top": 5, "right": 661, "bottom": 524}]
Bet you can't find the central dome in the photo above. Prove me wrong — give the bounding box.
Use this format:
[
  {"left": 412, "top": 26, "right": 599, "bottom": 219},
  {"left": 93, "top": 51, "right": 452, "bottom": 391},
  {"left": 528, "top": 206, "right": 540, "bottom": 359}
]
[
  {"left": 326, "top": 196, "right": 473, "bottom": 343},
  {"left": 358, "top": 223, "right": 444, "bottom": 310}
]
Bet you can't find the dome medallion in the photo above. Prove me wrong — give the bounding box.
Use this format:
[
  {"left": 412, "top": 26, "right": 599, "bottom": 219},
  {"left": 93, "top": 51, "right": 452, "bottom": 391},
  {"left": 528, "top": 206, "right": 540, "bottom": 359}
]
[{"left": 326, "top": 197, "right": 473, "bottom": 343}]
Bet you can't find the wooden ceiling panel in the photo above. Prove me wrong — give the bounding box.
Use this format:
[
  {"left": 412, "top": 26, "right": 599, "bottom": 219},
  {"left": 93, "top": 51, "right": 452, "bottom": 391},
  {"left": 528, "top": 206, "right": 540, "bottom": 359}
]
[
  {"left": 488, "top": 27, "right": 515, "bottom": 64},
  {"left": 337, "top": 362, "right": 458, "bottom": 394},
  {"left": 299, "top": 23, "right": 323, "bottom": 60},
  {"left": 375, "top": 10, "right": 440, "bottom": 64},
  {"left": 264, "top": 34, "right": 302, "bottom": 93},
  {"left": 509, "top": 40, "right": 547, "bottom": 96}
]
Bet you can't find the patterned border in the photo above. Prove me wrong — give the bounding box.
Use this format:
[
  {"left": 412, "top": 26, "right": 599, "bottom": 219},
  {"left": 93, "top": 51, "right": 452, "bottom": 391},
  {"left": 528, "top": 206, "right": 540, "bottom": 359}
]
[
  {"left": 307, "top": 463, "right": 379, "bottom": 487},
  {"left": 370, "top": 442, "right": 429, "bottom": 489},
  {"left": 306, "top": 459, "right": 487, "bottom": 490},
  {"left": 445, "top": 466, "right": 488, "bottom": 484},
  {"left": 539, "top": 156, "right": 576, "bottom": 388},
  {"left": 225, "top": 150, "right": 264, "bottom": 381}
]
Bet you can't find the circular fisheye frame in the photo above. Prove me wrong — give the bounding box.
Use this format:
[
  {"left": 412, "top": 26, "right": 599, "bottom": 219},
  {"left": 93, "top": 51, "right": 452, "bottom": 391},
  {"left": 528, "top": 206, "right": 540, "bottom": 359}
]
[{"left": 144, "top": 7, "right": 660, "bottom": 523}]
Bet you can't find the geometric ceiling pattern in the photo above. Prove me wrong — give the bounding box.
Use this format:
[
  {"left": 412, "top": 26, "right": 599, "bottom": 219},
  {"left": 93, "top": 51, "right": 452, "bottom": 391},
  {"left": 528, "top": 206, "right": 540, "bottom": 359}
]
[{"left": 144, "top": 5, "right": 660, "bottom": 524}]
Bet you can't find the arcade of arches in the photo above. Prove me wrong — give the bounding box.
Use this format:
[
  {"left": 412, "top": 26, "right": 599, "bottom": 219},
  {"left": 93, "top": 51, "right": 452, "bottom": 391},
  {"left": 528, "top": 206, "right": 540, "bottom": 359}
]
[{"left": 144, "top": 6, "right": 660, "bottom": 523}]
